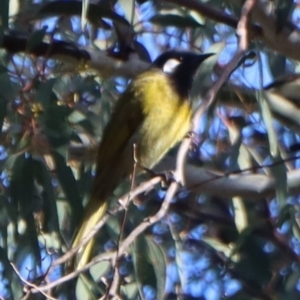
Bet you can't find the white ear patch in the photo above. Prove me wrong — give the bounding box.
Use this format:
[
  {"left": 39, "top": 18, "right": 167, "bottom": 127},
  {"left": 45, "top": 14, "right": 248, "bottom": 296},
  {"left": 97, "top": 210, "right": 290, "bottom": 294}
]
[{"left": 162, "top": 58, "right": 181, "bottom": 73}]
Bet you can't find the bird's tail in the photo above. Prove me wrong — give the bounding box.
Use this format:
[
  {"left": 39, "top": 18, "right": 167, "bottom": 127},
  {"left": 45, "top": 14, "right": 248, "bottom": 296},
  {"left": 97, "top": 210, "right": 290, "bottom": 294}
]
[{"left": 72, "top": 199, "right": 108, "bottom": 270}]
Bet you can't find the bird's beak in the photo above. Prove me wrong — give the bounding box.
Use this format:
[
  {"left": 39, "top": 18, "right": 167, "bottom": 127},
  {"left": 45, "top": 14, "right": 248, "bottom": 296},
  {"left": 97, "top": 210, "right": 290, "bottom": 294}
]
[
  {"left": 195, "top": 53, "right": 215, "bottom": 65},
  {"left": 188, "top": 53, "right": 214, "bottom": 75}
]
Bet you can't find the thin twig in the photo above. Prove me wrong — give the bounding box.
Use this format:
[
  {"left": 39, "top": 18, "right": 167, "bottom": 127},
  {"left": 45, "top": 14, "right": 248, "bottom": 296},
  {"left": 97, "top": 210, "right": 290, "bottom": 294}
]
[
  {"left": 106, "top": 144, "right": 139, "bottom": 298},
  {"left": 31, "top": 180, "right": 178, "bottom": 294},
  {"left": 118, "top": 181, "right": 179, "bottom": 255},
  {"left": 10, "top": 263, "right": 58, "bottom": 300},
  {"left": 118, "top": 175, "right": 162, "bottom": 206},
  {"left": 237, "top": 0, "right": 259, "bottom": 50},
  {"left": 31, "top": 252, "right": 115, "bottom": 293},
  {"left": 52, "top": 175, "right": 163, "bottom": 270}
]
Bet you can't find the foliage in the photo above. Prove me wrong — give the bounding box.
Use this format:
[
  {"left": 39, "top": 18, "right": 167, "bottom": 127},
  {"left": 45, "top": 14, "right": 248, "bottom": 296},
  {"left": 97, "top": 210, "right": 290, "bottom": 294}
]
[{"left": 0, "top": 0, "right": 300, "bottom": 299}]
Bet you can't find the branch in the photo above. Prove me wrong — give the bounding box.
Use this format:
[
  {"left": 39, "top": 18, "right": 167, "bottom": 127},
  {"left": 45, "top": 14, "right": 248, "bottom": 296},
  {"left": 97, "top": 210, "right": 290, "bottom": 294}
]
[
  {"left": 2, "top": 34, "right": 89, "bottom": 61},
  {"left": 1, "top": 33, "right": 150, "bottom": 78},
  {"left": 153, "top": 156, "right": 300, "bottom": 199}
]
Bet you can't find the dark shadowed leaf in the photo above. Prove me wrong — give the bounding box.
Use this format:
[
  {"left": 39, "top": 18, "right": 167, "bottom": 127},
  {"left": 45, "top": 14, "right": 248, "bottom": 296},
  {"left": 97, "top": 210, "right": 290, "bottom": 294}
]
[
  {"left": 42, "top": 104, "right": 73, "bottom": 147},
  {"left": 149, "top": 14, "right": 203, "bottom": 28},
  {"left": 144, "top": 237, "right": 166, "bottom": 300},
  {"left": 0, "top": 1, "right": 9, "bottom": 29},
  {"left": 35, "top": 78, "right": 57, "bottom": 107},
  {"left": 275, "top": 0, "right": 294, "bottom": 33},
  {"left": 234, "top": 232, "right": 272, "bottom": 286},
  {"left": 270, "top": 155, "right": 287, "bottom": 208},
  {"left": 133, "top": 41, "right": 151, "bottom": 63},
  {"left": 132, "top": 235, "right": 156, "bottom": 300},
  {"left": 191, "top": 43, "right": 224, "bottom": 104},
  {"left": 0, "top": 246, "right": 23, "bottom": 299},
  {"left": 267, "top": 52, "right": 286, "bottom": 79},
  {"left": 52, "top": 151, "right": 83, "bottom": 226},
  {"left": 0, "top": 68, "right": 17, "bottom": 101},
  {"left": 259, "top": 92, "right": 278, "bottom": 156},
  {"left": 26, "top": 26, "right": 47, "bottom": 52},
  {"left": 32, "top": 159, "right": 60, "bottom": 232},
  {"left": 132, "top": 235, "right": 166, "bottom": 300},
  {"left": 10, "top": 154, "right": 40, "bottom": 262},
  {"left": 0, "top": 97, "right": 7, "bottom": 134}
]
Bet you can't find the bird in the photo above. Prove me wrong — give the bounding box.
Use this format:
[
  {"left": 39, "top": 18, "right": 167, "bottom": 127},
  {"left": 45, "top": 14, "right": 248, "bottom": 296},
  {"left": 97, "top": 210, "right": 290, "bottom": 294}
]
[{"left": 72, "top": 50, "right": 213, "bottom": 269}]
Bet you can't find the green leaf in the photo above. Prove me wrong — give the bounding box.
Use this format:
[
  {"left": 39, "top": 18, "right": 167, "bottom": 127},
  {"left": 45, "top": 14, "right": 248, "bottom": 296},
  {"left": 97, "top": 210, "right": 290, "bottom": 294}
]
[
  {"left": 149, "top": 14, "right": 203, "bottom": 28},
  {"left": 0, "top": 196, "right": 9, "bottom": 254},
  {"left": 259, "top": 91, "right": 278, "bottom": 156},
  {"left": 203, "top": 237, "right": 236, "bottom": 259},
  {"left": 144, "top": 237, "right": 166, "bottom": 300},
  {"left": 0, "top": 26, "right": 4, "bottom": 46},
  {"left": 133, "top": 40, "right": 151, "bottom": 63},
  {"left": 78, "top": 118, "right": 95, "bottom": 135},
  {"left": 26, "top": 27, "right": 48, "bottom": 52},
  {"left": 267, "top": 52, "right": 286, "bottom": 80},
  {"left": 234, "top": 234, "right": 272, "bottom": 285},
  {"left": 191, "top": 42, "right": 224, "bottom": 103},
  {"left": 90, "top": 260, "right": 110, "bottom": 281},
  {"left": 0, "top": 96, "right": 7, "bottom": 134},
  {"left": 35, "top": 78, "right": 57, "bottom": 107},
  {"left": 285, "top": 270, "right": 300, "bottom": 291},
  {"left": 42, "top": 104, "right": 73, "bottom": 147},
  {"left": 0, "top": 68, "right": 16, "bottom": 101},
  {"left": 132, "top": 235, "right": 166, "bottom": 300},
  {"left": 52, "top": 151, "right": 83, "bottom": 226},
  {"left": 0, "top": 246, "right": 23, "bottom": 300},
  {"left": 118, "top": 0, "right": 137, "bottom": 24},
  {"left": 0, "top": 69, "right": 15, "bottom": 134},
  {"left": 32, "top": 159, "right": 60, "bottom": 233},
  {"left": 10, "top": 154, "right": 40, "bottom": 262},
  {"left": 270, "top": 155, "right": 288, "bottom": 209},
  {"left": 275, "top": 0, "right": 294, "bottom": 33},
  {"left": 121, "top": 282, "right": 139, "bottom": 300},
  {"left": 0, "top": 1, "right": 9, "bottom": 29},
  {"left": 10, "top": 154, "right": 34, "bottom": 218},
  {"left": 68, "top": 110, "right": 86, "bottom": 124},
  {"left": 132, "top": 236, "right": 155, "bottom": 300},
  {"left": 76, "top": 273, "right": 104, "bottom": 300},
  {"left": 278, "top": 291, "right": 300, "bottom": 300},
  {"left": 276, "top": 204, "right": 291, "bottom": 228}
]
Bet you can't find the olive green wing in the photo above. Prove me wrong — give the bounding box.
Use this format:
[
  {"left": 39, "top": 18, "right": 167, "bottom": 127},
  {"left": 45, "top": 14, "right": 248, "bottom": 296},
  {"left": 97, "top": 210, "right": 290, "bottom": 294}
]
[{"left": 95, "top": 82, "right": 144, "bottom": 174}]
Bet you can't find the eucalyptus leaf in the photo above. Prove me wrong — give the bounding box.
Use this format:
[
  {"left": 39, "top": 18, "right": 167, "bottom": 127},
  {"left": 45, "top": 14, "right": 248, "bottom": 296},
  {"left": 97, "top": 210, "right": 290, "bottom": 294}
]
[
  {"left": 10, "top": 154, "right": 41, "bottom": 262},
  {"left": 35, "top": 78, "right": 57, "bottom": 107},
  {"left": 267, "top": 52, "right": 286, "bottom": 80},
  {"left": 33, "top": 159, "right": 60, "bottom": 233},
  {"left": 132, "top": 235, "right": 156, "bottom": 300},
  {"left": 275, "top": 0, "right": 294, "bottom": 33},
  {"left": 26, "top": 27, "right": 47, "bottom": 52},
  {"left": 0, "top": 1, "right": 9, "bottom": 29},
  {"left": 149, "top": 14, "right": 203, "bottom": 28},
  {"left": 52, "top": 151, "right": 83, "bottom": 226}
]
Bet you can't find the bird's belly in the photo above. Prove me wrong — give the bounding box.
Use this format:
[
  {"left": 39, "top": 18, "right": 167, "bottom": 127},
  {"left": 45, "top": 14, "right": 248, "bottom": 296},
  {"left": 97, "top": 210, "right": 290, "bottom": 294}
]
[{"left": 138, "top": 101, "right": 191, "bottom": 168}]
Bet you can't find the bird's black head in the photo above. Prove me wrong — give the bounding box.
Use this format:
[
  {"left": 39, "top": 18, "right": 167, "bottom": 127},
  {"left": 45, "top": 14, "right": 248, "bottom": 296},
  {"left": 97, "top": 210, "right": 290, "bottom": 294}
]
[{"left": 153, "top": 51, "right": 214, "bottom": 98}]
